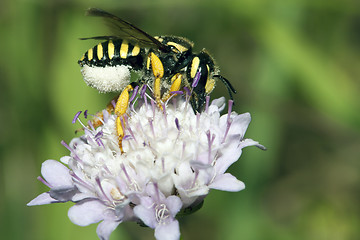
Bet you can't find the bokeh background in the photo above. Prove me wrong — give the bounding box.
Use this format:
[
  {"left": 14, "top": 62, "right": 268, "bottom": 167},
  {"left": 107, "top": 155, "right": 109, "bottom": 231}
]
[{"left": 1, "top": 0, "right": 359, "bottom": 239}]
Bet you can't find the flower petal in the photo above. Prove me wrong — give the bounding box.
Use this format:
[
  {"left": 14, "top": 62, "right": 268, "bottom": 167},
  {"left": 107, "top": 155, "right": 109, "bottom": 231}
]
[
  {"left": 209, "top": 173, "right": 245, "bottom": 192},
  {"left": 68, "top": 200, "right": 106, "bottom": 226},
  {"left": 41, "top": 160, "right": 72, "bottom": 187},
  {"left": 154, "top": 220, "right": 180, "bottom": 240},
  {"left": 27, "top": 192, "right": 58, "bottom": 206},
  {"left": 96, "top": 219, "right": 120, "bottom": 240},
  {"left": 165, "top": 196, "right": 182, "bottom": 217},
  {"left": 240, "top": 138, "right": 266, "bottom": 150},
  {"left": 133, "top": 197, "right": 156, "bottom": 228}
]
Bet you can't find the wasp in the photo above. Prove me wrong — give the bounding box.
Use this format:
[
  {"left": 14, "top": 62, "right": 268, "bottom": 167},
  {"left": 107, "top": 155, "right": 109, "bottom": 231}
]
[{"left": 78, "top": 8, "right": 236, "bottom": 151}]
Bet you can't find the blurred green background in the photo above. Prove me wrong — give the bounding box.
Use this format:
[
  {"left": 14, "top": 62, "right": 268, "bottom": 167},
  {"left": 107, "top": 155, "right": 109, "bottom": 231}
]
[{"left": 1, "top": 0, "right": 359, "bottom": 239}]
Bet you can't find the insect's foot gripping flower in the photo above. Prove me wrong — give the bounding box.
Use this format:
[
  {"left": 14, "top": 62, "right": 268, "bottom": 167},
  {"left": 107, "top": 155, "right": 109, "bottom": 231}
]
[{"left": 28, "top": 95, "right": 265, "bottom": 240}]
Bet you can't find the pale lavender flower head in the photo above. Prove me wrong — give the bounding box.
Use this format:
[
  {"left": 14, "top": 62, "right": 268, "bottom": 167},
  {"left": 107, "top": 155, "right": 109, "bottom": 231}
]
[{"left": 28, "top": 94, "right": 265, "bottom": 240}]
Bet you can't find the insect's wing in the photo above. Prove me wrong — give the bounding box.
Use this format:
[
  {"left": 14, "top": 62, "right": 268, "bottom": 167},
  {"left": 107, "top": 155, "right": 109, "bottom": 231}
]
[{"left": 85, "top": 8, "right": 171, "bottom": 53}]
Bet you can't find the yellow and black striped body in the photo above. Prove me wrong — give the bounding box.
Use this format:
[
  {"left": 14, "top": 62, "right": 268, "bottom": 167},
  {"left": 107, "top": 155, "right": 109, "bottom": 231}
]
[{"left": 79, "top": 40, "right": 144, "bottom": 70}]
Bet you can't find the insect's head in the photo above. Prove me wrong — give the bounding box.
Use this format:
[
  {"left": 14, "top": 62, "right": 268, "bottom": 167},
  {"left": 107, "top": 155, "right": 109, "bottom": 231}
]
[{"left": 189, "top": 50, "right": 236, "bottom": 112}]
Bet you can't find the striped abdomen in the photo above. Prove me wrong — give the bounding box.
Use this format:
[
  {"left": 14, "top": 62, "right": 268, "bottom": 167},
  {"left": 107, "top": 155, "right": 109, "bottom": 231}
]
[{"left": 78, "top": 40, "right": 145, "bottom": 70}]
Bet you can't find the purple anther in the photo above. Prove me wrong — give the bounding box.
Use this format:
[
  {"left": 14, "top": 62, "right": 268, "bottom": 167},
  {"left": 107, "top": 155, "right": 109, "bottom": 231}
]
[
  {"left": 140, "top": 84, "right": 147, "bottom": 97},
  {"left": 87, "top": 120, "right": 95, "bottom": 131},
  {"left": 95, "top": 131, "right": 103, "bottom": 139},
  {"left": 37, "top": 176, "right": 52, "bottom": 188},
  {"left": 183, "top": 87, "right": 191, "bottom": 96},
  {"left": 123, "top": 135, "right": 132, "bottom": 141},
  {"left": 96, "top": 138, "right": 104, "bottom": 148},
  {"left": 61, "top": 140, "right": 82, "bottom": 163},
  {"left": 84, "top": 110, "right": 88, "bottom": 119},
  {"left": 228, "top": 100, "right": 233, "bottom": 114},
  {"left": 111, "top": 100, "right": 116, "bottom": 109},
  {"left": 127, "top": 126, "right": 137, "bottom": 144},
  {"left": 120, "top": 163, "right": 132, "bottom": 183},
  {"left": 175, "top": 118, "right": 180, "bottom": 131},
  {"left": 192, "top": 71, "right": 201, "bottom": 88},
  {"left": 129, "top": 85, "right": 139, "bottom": 102},
  {"left": 170, "top": 91, "right": 183, "bottom": 95},
  {"left": 72, "top": 111, "right": 82, "bottom": 124}
]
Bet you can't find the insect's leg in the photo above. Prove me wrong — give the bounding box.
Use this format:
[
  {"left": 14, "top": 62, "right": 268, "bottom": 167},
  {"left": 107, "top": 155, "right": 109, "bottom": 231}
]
[
  {"left": 161, "top": 73, "right": 182, "bottom": 103},
  {"left": 114, "top": 84, "right": 134, "bottom": 153},
  {"left": 149, "top": 52, "right": 164, "bottom": 109}
]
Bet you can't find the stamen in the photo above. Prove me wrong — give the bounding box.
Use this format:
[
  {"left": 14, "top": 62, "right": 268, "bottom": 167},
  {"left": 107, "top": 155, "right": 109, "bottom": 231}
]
[
  {"left": 205, "top": 95, "right": 210, "bottom": 113},
  {"left": 61, "top": 140, "right": 82, "bottom": 163},
  {"left": 161, "top": 157, "right": 165, "bottom": 173},
  {"left": 170, "top": 91, "right": 183, "bottom": 95},
  {"left": 127, "top": 126, "right": 138, "bottom": 144},
  {"left": 162, "top": 103, "right": 168, "bottom": 129},
  {"left": 153, "top": 182, "right": 160, "bottom": 203},
  {"left": 151, "top": 100, "right": 156, "bottom": 118},
  {"left": 87, "top": 120, "right": 95, "bottom": 132},
  {"left": 222, "top": 100, "right": 234, "bottom": 143},
  {"left": 175, "top": 118, "right": 180, "bottom": 131},
  {"left": 84, "top": 110, "right": 88, "bottom": 119},
  {"left": 37, "top": 176, "right": 52, "bottom": 188},
  {"left": 95, "top": 131, "right": 103, "bottom": 139},
  {"left": 120, "top": 163, "right": 132, "bottom": 183},
  {"left": 183, "top": 87, "right": 191, "bottom": 97},
  {"left": 95, "top": 176, "right": 112, "bottom": 203},
  {"left": 111, "top": 100, "right": 116, "bottom": 109},
  {"left": 206, "top": 131, "right": 215, "bottom": 164},
  {"left": 148, "top": 118, "right": 155, "bottom": 138},
  {"left": 70, "top": 171, "right": 93, "bottom": 190},
  {"left": 122, "top": 135, "right": 132, "bottom": 140},
  {"left": 96, "top": 138, "right": 104, "bottom": 148},
  {"left": 190, "top": 170, "right": 199, "bottom": 189},
  {"left": 129, "top": 85, "right": 139, "bottom": 102},
  {"left": 196, "top": 113, "right": 200, "bottom": 129},
  {"left": 180, "top": 142, "right": 186, "bottom": 160},
  {"left": 227, "top": 100, "right": 233, "bottom": 122},
  {"left": 155, "top": 203, "right": 169, "bottom": 224},
  {"left": 192, "top": 71, "right": 201, "bottom": 88},
  {"left": 140, "top": 84, "right": 147, "bottom": 97},
  {"left": 72, "top": 111, "right": 82, "bottom": 124}
]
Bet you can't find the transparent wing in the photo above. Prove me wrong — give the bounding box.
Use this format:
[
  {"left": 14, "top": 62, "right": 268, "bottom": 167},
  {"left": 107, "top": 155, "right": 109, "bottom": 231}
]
[{"left": 83, "top": 8, "right": 171, "bottom": 53}]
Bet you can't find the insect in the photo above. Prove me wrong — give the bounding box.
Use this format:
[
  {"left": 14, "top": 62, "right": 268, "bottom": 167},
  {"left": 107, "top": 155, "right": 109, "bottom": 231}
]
[
  {"left": 78, "top": 8, "right": 236, "bottom": 152},
  {"left": 78, "top": 8, "right": 236, "bottom": 112}
]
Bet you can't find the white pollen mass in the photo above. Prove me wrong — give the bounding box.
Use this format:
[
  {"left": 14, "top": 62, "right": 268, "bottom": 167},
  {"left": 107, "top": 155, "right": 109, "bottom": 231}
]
[{"left": 80, "top": 65, "right": 131, "bottom": 92}]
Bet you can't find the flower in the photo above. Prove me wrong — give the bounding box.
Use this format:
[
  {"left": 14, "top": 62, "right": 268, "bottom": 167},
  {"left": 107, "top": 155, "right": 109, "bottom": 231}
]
[{"left": 28, "top": 93, "right": 265, "bottom": 240}]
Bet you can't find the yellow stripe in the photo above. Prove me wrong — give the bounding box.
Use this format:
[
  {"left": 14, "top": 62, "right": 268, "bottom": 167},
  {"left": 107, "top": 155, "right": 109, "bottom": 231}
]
[
  {"left": 80, "top": 55, "right": 85, "bottom": 61},
  {"left": 154, "top": 36, "right": 163, "bottom": 42},
  {"left": 190, "top": 57, "right": 200, "bottom": 78},
  {"left": 132, "top": 45, "right": 140, "bottom": 56},
  {"left": 108, "top": 40, "right": 115, "bottom": 60},
  {"left": 205, "top": 78, "right": 216, "bottom": 94},
  {"left": 88, "top": 48, "right": 93, "bottom": 61},
  {"left": 97, "top": 43, "right": 103, "bottom": 60},
  {"left": 120, "top": 40, "right": 129, "bottom": 59},
  {"left": 146, "top": 56, "right": 151, "bottom": 70},
  {"left": 167, "top": 42, "right": 188, "bottom": 53}
]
